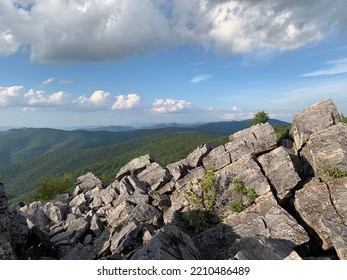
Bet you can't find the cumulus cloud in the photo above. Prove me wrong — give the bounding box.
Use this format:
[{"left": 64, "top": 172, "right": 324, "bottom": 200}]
[
  {"left": 152, "top": 99, "right": 193, "bottom": 113},
  {"left": 0, "top": 28, "right": 20, "bottom": 56},
  {"left": 0, "top": 86, "right": 25, "bottom": 107},
  {"left": 0, "top": 0, "right": 344, "bottom": 61},
  {"left": 76, "top": 90, "right": 113, "bottom": 109},
  {"left": 42, "top": 77, "right": 54, "bottom": 85},
  {"left": 220, "top": 106, "right": 253, "bottom": 120},
  {"left": 302, "top": 58, "right": 347, "bottom": 77},
  {"left": 112, "top": 94, "right": 142, "bottom": 110},
  {"left": 0, "top": 86, "right": 72, "bottom": 108},
  {"left": 190, "top": 74, "right": 212, "bottom": 84}
]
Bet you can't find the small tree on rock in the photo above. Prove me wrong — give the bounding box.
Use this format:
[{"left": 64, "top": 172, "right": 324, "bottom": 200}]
[{"left": 249, "top": 111, "right": 269, "bottom": 126}]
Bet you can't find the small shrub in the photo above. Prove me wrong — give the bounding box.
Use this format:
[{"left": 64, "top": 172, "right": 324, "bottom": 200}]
[
  {"left": 182, "top": 169, "right": 218, "bottom": 233},
  {"left": 340, "top": 113, "right": 347, "bottom": 125},
  {"left": 230, "top": 178, "right": 258, "bottom": 213},
  {"left": 184, "top": 169, "right": 217, "bottom": 212},
  {"left": 324, "top": 167, "right": 347, "bottom": 178},
  {"left": 229, "top": 201, "right": 245, "bottom": 213},
  {"left": 247, "top": 188, "right": 258, "bottom": 200},
  {"left": 33, "top": 174, "right": 72, "bottom": 202}
]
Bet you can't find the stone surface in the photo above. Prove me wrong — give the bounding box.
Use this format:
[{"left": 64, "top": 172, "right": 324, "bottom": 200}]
[
  {"left": 301, "top": 123, "right": 347, "bottom": 178},
  {"left": 223, "top": 193, "right": 309, "bottom": 246},
  {"left": 225, "top": 123, "right": 277, "bottom": 161},
  {"left": 294, "top": 179, "right": 347, "bottom": 251},
  {"left": 42, "top": 201, "right": 68, "bottom": 224},
  {"left": 291, "top": 99, "right": 340, "bottom": 152},
  {"left": 110, "top": 221, "right": 141, "bottom": 254},
  {"left": 116, "top": 154, "right": 154, "bottom": 180},
  {"left": 186, "top": 144, "right": 212, "bottom": 168},
  {"left": 258, "top": 147, "right": 301, "bottom": 201},
  {"left": 202, "top": 145, "right": 231, "bottom": 171},
  {"left": 232, "top": 235, "right": 302, "bottom": 260},
  {"left": 137, "top": 162, "right": 172, "bottom": 191},
  {"left": 76, "top": 172, "right": 103, "bottom": 192},
  {"left": 0, "top": 182, "right": 15, "bottom": 260},
  {"left": 130, "top": 203, "right": 162, "bottom": 226},
  {"left": 166, "top": 159, "right": 189, "bottom": 182},
  {"left": 218, "top": 154, "right": 271, "bottom": 199},
  {"left": 131, "top": 226, "right": 201, "bottom": 260},
  {"left": 61, "top": 243, "right": 95, "bottom": 260}
]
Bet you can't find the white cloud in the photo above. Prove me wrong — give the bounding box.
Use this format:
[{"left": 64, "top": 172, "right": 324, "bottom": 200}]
[
  {"left": 190, "top": 74, "right": 212, "bottom": 84},
  {"left": 0, "top": 28, "right": 20, "bottom": 56},
  {"left": 221, "top": 106, "right": 253, "bottom": 120},
  {"left": 152, "top": 98, "right": 192, "bottom": 113},
  {"left": 42, "top": 77, "right": 54, "bottom": 85},
  {"left": 0, "top": 86, "right": 72, "bottom": 108},
  {"left": 75, "top": 90, "right": 113, "bottom": 109},
  {"left": 0, "top": 0, "right": 343, "bottom": 61},
  {"left": 112, "top": 94, "right": 142, "bottom": 110},
  {"left": 302, "top": 58, "right": 347, "bottom": 77},
  {"left": 0, "top": 86, "right": 25, "bottom": 107}
]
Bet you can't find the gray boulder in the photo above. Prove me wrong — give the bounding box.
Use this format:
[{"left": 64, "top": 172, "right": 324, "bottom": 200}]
[
  {"left": 202, "top": 145, "right": 231, "bottom": 171},
  {"left": 187, "top": 144, "right": 212, "bottom": 168},
  {"left": 258, "top": 147, "right": 301, "bottom": 202},
  {"left": 301, "top": 123, "right": 347, "bottom": 178},
  {"left": 223, "top": 193, "right": 309, "bottom": 246},
  {"left": 0, "top": 182, "right": 15, "bottom": 260},
  {"left": 294, "top": 178, "right": 347, "bottom": 251},
  {"left": 137, "top": 162, "right": 172, "bottom": 191},
  {"left": 291, "top": 99, "right": 340, "bottom": 152},
  {"left": 232, "top": 236, "right": 302, "bottom": 260},
  {"left": 61, "top": 243, "right": 95, "bottom": 260},
  {"left": 42, "top": 201, "right": 68, "bottom": 224},
  {"left": 225, "top": 123, "right": 277, "bottom": 161},
  {"left": 110, "top": 221, "right": 141, "bottom": 254},
  {"left": 131, "top": 225, "right": 201, "bottom": 260},
  {"left": 116, "top": 154, "right": 154, "bottom": 181},
  {"left": 166, "top": 159, "right": 189, "bottom": 182},
  {"left": 76, "top": 172, "right": 103, "bottom": 192}
]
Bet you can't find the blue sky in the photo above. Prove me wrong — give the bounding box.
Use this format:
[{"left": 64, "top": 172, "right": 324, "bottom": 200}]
[{"left": 0, "top": 0, "right": 347, "bottom": 128}]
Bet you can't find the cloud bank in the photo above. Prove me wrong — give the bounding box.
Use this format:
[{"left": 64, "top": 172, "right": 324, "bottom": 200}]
[{"left": 0, "top": 0, "right": 344, "bottom": 62}]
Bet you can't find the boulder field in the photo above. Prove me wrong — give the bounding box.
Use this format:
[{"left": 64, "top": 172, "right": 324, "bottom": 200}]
[{"left": 1, "top": 99, "right": 346, "bottom": 260}]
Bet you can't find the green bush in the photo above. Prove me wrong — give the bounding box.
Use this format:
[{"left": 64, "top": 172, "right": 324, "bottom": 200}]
[
  {"left": 324, "top": 167, "right": 347, "bottom": 178},
  {"left": 32, "top": 174, "right": 72, "bottom": 202},
  {"left": 182, "top": 169, "right": 219, "bottom": 233},
  {"left": 229, "top": 178, "right": 258, "bottom": 213},
  {"left": 340, "top": 113, "right": 347, "bottom": 125}
]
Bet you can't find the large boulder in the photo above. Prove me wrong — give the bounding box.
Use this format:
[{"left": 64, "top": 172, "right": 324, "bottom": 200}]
[
  {"left": 300, "top": 123, "right": 347, "bottom": 178},
  {"left": 258, "top": 147, "right": 301, "bottom": 202},
  {"left": 131, "top": 225, "right": 201, "bottom": 260},
  {"left": 137, "top": 162, "right": 172, "bottom": 191},
  {"left": 186, "top": 144, "right": 212, "bottom": 168},
  {"left": 225, "top": 123, "right": 277, "bottom": 161},
  {"left": 294, "top": 178, "right": 347, "bottom": 253},
  {"left": 0, "top": 182, "right": 15, "bottom": 260},
  {"left": 223, "top": 193, "right": 309, "bottom": 246},
  {"left": 202, "top": 145, "right": 231, "bottom": 171},
  {"left": 116, "top": 155, "right": 154, "bottom": 181},
  {"left": 291, "top": 99, "right": 340, "bottom": 153}
]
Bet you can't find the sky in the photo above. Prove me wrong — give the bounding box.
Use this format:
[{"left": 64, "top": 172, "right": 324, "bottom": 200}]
[{"left": 0, "top": 0, "right": 347, "bottom": 128}]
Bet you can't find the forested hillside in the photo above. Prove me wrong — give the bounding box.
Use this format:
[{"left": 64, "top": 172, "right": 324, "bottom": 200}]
[{"left": 1, "top": 132, "right": 227, "bottom": 203}]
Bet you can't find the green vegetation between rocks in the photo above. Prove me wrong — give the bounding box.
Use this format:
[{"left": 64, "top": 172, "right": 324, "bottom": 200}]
[
  {"left": 229, "top": 178, "right": 258, "bottom": 213},
  {"left": 324, "top": 167, "right": 347, "bottom": 178},
  {"left": 182, "top": 169, "right": 220, "bottom": 233}
]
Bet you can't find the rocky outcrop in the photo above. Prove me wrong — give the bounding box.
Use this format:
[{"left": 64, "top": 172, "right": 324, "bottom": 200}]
[
  {"left": 1, "top": 99, "right": 347, "bottom": 260},
  {"left": 291, "top": 99, "right": 340, "bottom": 153}
]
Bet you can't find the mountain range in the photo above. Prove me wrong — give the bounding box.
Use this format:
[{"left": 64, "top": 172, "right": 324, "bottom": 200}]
[{"left": 0, "top": 119, "right": 290, "bottom": 203}]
